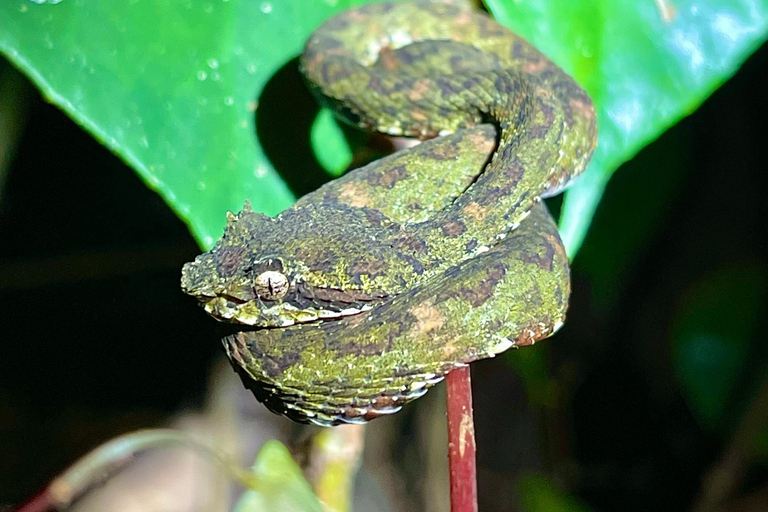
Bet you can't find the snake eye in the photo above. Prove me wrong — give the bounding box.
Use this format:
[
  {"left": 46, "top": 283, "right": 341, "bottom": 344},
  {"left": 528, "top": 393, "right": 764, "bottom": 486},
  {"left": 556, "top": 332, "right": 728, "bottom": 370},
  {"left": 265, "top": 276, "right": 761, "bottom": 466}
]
[{"left": 254, "top": 271, "right": 289, "bottom": 301}]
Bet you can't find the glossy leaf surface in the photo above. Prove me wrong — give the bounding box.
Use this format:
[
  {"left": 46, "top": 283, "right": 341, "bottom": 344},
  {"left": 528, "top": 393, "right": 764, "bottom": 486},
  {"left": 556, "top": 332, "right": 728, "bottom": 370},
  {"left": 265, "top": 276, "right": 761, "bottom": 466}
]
[
  {"left": 486, "top": 0, "right": 768, "bottom": 254},
  {"left": 1, "top": 0, "right": 766, "bottom": 252},
  {"left": 0, "top": 0, "right": 367, "bottom": 248}
]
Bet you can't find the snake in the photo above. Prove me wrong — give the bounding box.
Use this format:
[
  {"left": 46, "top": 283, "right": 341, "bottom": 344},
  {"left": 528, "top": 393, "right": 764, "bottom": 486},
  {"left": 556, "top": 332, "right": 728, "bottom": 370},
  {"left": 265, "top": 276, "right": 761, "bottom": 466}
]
[{"left": 180, "top": 0, "right": 596, "bottom": 426}]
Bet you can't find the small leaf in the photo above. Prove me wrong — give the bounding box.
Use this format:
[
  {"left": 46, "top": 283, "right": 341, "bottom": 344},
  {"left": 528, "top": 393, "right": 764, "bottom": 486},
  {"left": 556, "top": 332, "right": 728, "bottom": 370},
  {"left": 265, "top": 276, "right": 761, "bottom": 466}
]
[
  {"left": 234, "top": 440, "right": 323, "bottom": 512},
  {"left": 485, "top": 0, "right": 768, "bottom": 255}
]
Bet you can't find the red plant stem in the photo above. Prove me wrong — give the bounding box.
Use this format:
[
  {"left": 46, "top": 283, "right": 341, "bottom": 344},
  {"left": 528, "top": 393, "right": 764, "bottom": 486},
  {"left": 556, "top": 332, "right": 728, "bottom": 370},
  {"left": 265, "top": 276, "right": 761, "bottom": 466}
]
[
  {"left": 13, "top": 488, "right": 55, "bottom": 512},
  {"left": 446, "top": 365, "right": 478, "bottom": 512}
]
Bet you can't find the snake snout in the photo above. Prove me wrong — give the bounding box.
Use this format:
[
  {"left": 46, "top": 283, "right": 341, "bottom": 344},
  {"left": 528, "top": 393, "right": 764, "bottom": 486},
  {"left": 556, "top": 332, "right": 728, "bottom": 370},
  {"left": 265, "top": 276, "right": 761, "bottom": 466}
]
[{"left": 180, "top": 255, "right": 218, "bottom": 299}]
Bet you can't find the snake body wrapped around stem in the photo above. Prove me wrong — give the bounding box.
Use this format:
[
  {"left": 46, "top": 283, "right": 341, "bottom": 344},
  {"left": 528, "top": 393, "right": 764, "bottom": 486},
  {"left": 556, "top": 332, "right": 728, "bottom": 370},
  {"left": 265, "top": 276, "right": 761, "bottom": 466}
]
[{"left": 181, "top": 0, "right": 596, "bottom": 426}]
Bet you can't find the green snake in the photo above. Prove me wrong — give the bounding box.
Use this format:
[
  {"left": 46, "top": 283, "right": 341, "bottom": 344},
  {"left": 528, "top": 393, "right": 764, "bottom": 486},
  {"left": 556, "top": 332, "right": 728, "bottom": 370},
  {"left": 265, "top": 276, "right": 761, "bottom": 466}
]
[{"left": 181, "top": 0, "right": 596, "bottom": 426}]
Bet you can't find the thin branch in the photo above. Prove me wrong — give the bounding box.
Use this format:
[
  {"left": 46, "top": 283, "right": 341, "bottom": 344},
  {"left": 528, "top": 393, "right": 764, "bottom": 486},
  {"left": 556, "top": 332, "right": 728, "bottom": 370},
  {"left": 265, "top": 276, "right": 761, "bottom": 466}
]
[{"left": 446, "top": 365, "right": 478, "bottom": 512}]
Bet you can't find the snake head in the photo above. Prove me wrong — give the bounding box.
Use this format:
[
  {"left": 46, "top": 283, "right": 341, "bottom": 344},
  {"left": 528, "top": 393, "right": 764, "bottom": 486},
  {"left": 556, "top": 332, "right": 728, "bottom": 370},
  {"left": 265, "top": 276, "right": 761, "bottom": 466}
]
[{"left": 181, "top": 201, "right": 391, "bottom": 327}]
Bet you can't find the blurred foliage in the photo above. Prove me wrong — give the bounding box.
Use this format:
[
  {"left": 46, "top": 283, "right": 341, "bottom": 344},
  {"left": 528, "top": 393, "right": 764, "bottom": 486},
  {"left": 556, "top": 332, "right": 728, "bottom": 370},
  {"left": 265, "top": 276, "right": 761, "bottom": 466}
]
[
  {"left": 234, "top": 441, "right": 323, "bottom": 512},
  {"left": 671, "top": 264, "right": 768, "bottom": 429},
  {"left": 1, "top": 0, "right": 766, "bottom": 252},
  {"left": 504, "top": 347, "right": 558, "bottom": 409},
  {"left": 516, "top": 473, "right": 593, "bottom": 512}
]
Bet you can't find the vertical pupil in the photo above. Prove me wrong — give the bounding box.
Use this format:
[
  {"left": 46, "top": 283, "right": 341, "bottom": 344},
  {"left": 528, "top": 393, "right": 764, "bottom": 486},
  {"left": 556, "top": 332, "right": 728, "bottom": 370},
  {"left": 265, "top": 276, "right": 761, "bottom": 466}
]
[{"left": 254, "top": 270, "right": 287, "bottom": 300}]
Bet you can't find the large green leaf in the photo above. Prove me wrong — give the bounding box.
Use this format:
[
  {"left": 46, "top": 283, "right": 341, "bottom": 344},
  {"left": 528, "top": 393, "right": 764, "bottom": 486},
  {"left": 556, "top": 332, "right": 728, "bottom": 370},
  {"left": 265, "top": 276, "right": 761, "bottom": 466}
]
[
  {"left": 485, "top": 0, "right": 768, "bottom": 255},
  {"left": 0, "top": 0, "right": 368, "bottom": 248},
  {"left": 2, "top": 1, "right": 767, "bottom": 252}
]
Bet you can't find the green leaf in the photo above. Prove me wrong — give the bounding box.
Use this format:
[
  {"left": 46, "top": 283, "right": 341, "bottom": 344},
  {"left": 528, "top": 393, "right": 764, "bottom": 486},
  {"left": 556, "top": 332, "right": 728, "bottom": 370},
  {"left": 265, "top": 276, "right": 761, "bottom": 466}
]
[
  {"left": 234, "top": 440, "right": 323, "bottom": 512},
  {"left": 0, "top": 0, "right": 368, "bottom": 249},
  {"left": 671, "top": 264, "right": 768, "bottom": 430},
  {"left": 516, "top": 472, "right": 593, "bottom": 512},
  {"left": 3, "top": 1, "right": 767, "bottom": 251},
  {"left": 311, "top": 108, "right": 354, "bottom": 178},
  {"left": 485, "top": 0, "right": 768, "bottom": 256}
]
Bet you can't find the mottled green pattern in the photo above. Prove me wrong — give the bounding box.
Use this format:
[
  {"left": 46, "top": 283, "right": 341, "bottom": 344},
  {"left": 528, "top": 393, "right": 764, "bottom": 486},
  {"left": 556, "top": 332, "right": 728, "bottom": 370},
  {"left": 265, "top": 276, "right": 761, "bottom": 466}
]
[{"left": 181, "top": 0, "right": 596, "bottom": 426}]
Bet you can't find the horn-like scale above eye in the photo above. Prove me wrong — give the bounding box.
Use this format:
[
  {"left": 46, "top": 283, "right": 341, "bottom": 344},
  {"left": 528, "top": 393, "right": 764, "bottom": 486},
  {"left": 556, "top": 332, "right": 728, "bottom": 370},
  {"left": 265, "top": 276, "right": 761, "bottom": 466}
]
[{"left": 254, "top": 271, "right": 289, "bottom": 300}]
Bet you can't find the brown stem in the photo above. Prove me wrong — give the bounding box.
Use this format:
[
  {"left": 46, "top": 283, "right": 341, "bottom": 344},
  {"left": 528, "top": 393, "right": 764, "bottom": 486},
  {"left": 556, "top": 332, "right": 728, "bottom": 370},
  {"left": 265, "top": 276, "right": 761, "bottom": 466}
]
[{"left": 446, "top": 365, "right": 478, "bottom": 512}]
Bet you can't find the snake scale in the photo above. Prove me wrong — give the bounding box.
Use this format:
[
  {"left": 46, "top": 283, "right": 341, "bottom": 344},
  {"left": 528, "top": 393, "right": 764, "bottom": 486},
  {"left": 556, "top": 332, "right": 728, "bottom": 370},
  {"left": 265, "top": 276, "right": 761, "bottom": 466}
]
[{"left": 181, "top": 0, "right": 596, "bottom": 426}]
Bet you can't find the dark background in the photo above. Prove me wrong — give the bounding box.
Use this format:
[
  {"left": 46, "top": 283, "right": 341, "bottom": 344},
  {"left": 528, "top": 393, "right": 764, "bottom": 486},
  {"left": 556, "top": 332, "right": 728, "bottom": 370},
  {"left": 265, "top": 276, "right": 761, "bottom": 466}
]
[{"left": 1, "top": 37, "right": 767, "bottom": 512}]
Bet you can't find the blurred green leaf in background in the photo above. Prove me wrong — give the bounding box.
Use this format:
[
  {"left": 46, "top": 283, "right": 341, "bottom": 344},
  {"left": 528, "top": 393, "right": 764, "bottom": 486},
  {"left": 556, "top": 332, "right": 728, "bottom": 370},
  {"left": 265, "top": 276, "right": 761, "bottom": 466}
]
[
  {"left": 516, "top": 473, "right": 594, "bottom": 512},
  {"left": 672, "top": 264, "right": 768, "bottom": 430},
  {"left": 234, "top": 441, "right": 323, "bottom": 512}
]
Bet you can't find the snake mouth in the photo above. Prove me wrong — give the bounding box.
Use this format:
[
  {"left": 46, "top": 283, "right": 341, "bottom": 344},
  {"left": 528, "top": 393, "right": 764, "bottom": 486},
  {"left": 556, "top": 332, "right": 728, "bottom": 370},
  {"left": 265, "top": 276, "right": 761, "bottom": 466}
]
[
  {"left": 196, "top": 275, "right": 391, "bottom": 328},
  {"left": 201, "top": 292, "right": 384, "bottom": 328}
]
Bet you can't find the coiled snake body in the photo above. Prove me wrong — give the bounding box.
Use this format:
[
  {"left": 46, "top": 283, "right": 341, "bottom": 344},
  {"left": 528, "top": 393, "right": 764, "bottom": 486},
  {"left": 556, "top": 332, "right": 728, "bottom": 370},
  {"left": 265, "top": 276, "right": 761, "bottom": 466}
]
[{"left": 181, "top": 0, "right": 596, "bottom": 426}]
